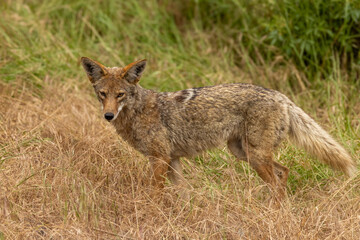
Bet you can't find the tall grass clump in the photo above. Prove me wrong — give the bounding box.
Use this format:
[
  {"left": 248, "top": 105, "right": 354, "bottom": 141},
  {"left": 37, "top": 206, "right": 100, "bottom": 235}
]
[
  {"left": 0, "top": 0, "right": 239, "bottom": 91},
  {"left": 267, "top": 0, "right": 360, "bottom": 79},
  {"left": 172, "top": 0, "right": 360, "bottom": 85}
]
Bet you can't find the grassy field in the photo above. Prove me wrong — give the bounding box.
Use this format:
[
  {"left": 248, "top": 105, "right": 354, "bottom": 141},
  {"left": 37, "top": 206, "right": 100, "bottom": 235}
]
[{"left": 1, "top": 0, "right": 360, "bottom": 239}]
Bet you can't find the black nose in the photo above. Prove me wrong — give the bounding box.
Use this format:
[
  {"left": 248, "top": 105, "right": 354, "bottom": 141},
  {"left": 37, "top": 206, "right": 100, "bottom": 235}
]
[{"left": 104, "top": 112, "right": 114, "bottom": 121}]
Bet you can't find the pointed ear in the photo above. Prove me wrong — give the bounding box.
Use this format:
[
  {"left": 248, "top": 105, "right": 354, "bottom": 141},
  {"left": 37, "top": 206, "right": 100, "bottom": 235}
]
[
  {"left": 80, "top": 57, "right": 107, "bottom": 84},
  {"left": 122, "top": 59, "right": 147, "bottom": 84}
]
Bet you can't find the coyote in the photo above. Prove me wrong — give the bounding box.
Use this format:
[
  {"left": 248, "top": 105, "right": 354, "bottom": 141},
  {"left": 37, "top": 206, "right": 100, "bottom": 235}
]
[{"left": 81, "top": 57, "right": 356, "bottom": 198}]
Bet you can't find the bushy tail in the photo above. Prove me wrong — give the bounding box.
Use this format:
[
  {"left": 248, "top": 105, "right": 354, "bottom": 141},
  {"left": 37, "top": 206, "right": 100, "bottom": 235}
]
[{"left": 287, "top": 103, "right": 356, "bottom": 176}]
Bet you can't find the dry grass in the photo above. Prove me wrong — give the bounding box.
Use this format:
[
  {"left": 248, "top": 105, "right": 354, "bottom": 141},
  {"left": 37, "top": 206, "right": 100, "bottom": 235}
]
[
  {"left": 1, "top": 0, "right": 359, "bottom": 238},
  {"left": 0, "top": 79, "right": 359, "bottom": 239}
]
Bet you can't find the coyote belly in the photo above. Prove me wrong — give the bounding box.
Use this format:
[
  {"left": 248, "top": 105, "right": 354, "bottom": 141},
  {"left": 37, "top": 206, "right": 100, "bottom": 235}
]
[{"left": 81, "top": 57, "right": 357, "bottom": 199}]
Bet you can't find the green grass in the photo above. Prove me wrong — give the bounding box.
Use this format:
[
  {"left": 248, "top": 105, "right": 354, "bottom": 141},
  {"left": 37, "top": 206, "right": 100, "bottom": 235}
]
[{"left": 1, "top": 0, "right": 227, "bottom": 89}]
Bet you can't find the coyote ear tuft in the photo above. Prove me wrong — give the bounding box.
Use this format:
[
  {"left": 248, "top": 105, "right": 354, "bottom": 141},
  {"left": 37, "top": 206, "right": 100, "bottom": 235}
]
[
  {"left": 80, "top": 57, "right": 107, "bottom": 84},
  {"left": 122, "top": 59, "right": 147, "bottom": 84}
]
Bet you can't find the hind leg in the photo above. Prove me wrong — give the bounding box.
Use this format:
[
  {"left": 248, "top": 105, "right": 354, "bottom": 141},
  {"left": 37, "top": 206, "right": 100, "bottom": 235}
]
[
  {"left": 228, "top": 138, "right": 247, "bottom": 160},
  {"left": 228, "top": 138, "right": 286, "bottom": 200},
  {"left": 247, "top": 148, "right": 286, "bottom": 200}
]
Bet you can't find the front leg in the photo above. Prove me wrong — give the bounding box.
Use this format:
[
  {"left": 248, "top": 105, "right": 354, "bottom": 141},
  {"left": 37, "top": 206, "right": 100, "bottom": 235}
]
[
  {"left": 168, "top": 157, "right": 190, "bottom": 201},
  {"left": 149, "top": 155, "right": 171, "bottom": 189},
  {"left": 167, "top": 157, "right": 185, "bottom": 186}
]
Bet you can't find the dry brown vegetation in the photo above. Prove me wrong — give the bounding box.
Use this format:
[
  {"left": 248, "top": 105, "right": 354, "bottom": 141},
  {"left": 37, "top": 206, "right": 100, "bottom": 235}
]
[{"left": 0, "top": 80, "right": 359, "bottom": 239}]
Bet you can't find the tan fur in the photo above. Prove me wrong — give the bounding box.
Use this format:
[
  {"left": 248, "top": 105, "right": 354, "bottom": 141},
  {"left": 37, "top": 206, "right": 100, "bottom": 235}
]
[{"left": 81, "top": 57, "right": 357, "bottom": 199}]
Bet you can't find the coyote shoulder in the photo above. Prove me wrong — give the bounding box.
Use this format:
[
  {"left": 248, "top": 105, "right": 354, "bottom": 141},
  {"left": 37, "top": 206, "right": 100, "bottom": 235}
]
[{"left": 81, "top": 57, "right": 356, "bottom": 199}]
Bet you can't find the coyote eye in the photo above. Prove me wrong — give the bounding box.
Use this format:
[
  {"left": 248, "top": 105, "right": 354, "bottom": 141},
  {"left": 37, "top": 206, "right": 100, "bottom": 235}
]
[
  {"left": 99, "top": 91, "right": 106, "bottom": 98},
  {"left": 117, "top": 92, "right": 125, "bottom": 98}
]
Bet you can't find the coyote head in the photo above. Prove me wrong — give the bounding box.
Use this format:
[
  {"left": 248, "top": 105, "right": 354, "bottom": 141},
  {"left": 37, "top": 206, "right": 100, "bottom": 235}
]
[{"left": 81, "top": 57, "right": 146, "bottom": 122}]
